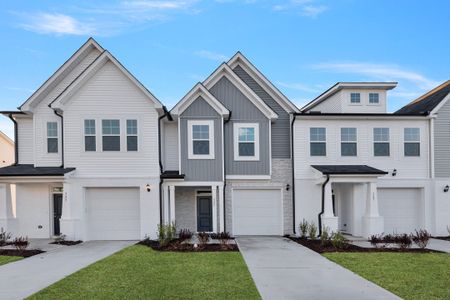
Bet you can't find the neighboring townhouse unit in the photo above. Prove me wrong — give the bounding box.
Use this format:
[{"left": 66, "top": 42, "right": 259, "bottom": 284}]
[
  {"left": 160, "top": 53, "right": 299, "bottom": 236},
  {"left": 0, "top": 131, "right": 14, "bottom": 167},
  {"left": 0, "top": 38, "right": 165, "bottom": 240}
]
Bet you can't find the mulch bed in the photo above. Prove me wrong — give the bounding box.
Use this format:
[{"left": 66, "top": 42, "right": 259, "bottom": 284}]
[
  {"left": 138, "top": 239, "right": 239, "bottom": 252},
  {"left": 289, "top": 237, "right": 441, "bottom": 253},
  {"left": 0, "top": 249, "right": 45, "bottom": 258},
  {"left": 50, "top": 240, "right": 83, "bottom": 246},
  {"left": 433, "top": 236, "right": 450, "bottom": 241}
]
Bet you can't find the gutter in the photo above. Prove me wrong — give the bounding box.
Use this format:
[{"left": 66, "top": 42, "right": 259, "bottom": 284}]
[
  {"left": 158, "top": 106, "right": 172, "bottom": 225},
  {"left": 49, "top": 107, "right": 64, "bottom": 168},
  {"left": 318, "top": 174, "right": 330, "bottom": 237},
  {"left": 290, "top": 113, "right": 296, "bottom": 234},
  {"left": 222, "top": 111, "right": 232, "bottom": 232},
  {"left": 7, "top": 114, "right": 19, "bottom": 165}
]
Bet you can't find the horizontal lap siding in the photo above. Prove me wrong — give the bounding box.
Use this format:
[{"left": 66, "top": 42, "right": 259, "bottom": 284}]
[
  {"left": 435, "top": 99, "right": 450, "bottom": 177},
  {"left": 17, "top": 118, "right": 34, "bottom": 164},
  {"left": 163, "top": 122, "right": 179, "bottom": 171}
]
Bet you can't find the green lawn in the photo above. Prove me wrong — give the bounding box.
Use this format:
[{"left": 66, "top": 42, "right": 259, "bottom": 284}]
[
  {"left": 29, "top": 245, "right": 260, "bottom": 300},
  {"left": 0, "top": 255, "right": 22, "bottom": 266},
  {"left": 324, "top": 252, "right": 450, "bottom": 300}
]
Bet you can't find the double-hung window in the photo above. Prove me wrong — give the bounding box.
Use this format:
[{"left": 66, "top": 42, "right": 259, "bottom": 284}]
[
  {"left": 188, "top": 120, "right": 214, "bottom": 159},
  {"left": 404, "top": 128, "right": 420, "bottom": 156},
  {"left": 369, "top": 93, "right": 379, "bottom": 104},
  {"left": 47, "top": 122, "right": 58, "bottom": 153},
  {"left": 341, "top": 128, "right": 357, "bottom": 156},
  {"left": 102, "top": 119, "right": 120, "bottom": 151},
  {"left": 234, "top": 123, "right": 259, "bottom": 161},
  {"left": 350, "top": 93, "right": 361, "bottom": 104},
  {"left": 127, "top": 119, "right": 138, "bottom": 151},
  {"left": 310, "top": 127, "right": 326, "bottom": 156},
  {"left": 373, "top": 128, "right": 390, "bottom": 156},
  {"left": 84, "top": 119, "right": 96, "bottom": 152}
]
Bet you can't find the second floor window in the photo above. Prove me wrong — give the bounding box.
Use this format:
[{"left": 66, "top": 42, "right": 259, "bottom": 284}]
[
  {"left": 102, "top": 119, "right": 120, "bottom": 151},
  {"left": 84, "top": 119, "right": 96, "bottom": 152},
  {"left": 127, "top": 119, "right": 138, "bottom": 151},
  {"left": 404, "top": 128, "right": 420, "bottom": 156},
  {"left": 47, "top": 122, "right": 58, "bottom": 153},
  {"left": 350, "top": 93, "right": 360, "bottom": 104},
  {"left": 234, "top": 123, "right": 259, "bottom": 161},
  {"left": 341, "top": 128, "right": 357, "bottom": 156},
  {"left": 188, "top": 120, "right": 214, "bottom": 159},
  {"left": 374, "top": 128, "right": 390, "bottom": 156},
  {"left": 310, "top": 127, "right": 326, "bottom": 156},
  {"left": 369, "top": 93, "right": 379, "bottom": 104}
]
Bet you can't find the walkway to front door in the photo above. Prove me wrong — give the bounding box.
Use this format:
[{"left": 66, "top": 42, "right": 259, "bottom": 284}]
[{"left": 236, "top": 236, "right": 400, "bottom": 300}]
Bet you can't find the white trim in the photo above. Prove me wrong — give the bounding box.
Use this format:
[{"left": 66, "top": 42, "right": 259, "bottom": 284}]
[
  {"left": 226, "top": 175, "right": 271, "bottom": 180},
  {"left": 340, "top": 127, "right": 358, "bottom": 157},
  {"left": 403, "top": 127, "right": 421, "bottom": 157},
  {"left": 187, "top": 120, "right": 215, "bottom": 160},
  {"left": 203, "top": 63, "right": 278, "bottom": 120},
  {"left": 233, "top": 123, "right": 260, "bottom": 161},
  {"left": 309, "top": 126, "right": 327, "bottom": 157},
  {"left": 162, "top": 181, "right": 224, "bottom": 187},
  {"left": 227, "top": 52, "right": 300, "bottom": 113}
]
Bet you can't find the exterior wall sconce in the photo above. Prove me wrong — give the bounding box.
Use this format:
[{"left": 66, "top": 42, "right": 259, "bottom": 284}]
[
  {"left": 146, "top": 184, "right": 151, "bottom": 192},
  {"left": 444, "top": 185, "right": 449, "bottom": 193},
  {"left": 392, "top": 169, "right": 397, "bottom": 176},
  {"left": 286, "top": 184, "right": 290, "bottom": 191}
]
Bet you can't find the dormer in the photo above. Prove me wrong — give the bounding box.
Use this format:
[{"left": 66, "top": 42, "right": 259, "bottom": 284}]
[{"left": 301, "top": 82, "right": 397, "bottom": 114}]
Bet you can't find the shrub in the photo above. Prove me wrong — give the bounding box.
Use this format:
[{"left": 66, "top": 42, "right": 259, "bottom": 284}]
[
  {"left": 412, "top": 229, "right": 431, "bottom": 249},
  {"left": 13, "top": 236, "right": 29, "bottom": 252},
  {"left": 396, "top": 233, "right": 412, "bottom": 249},
  {"left": 331, "top": 232, "right": 347, "bottom": 249},
  {"left": 0, "top": 227, "right": 12, "bottom": 246},
  {"left": 320, "top": 226, "right": 331, "bottom": 247},
  {"left": 383, "top": 233, "right": 396, "bottom": 243},
  {"left": 157, "top": 222, "right": 176, "bottom": 247},
  {"left": 299, "top": 219, "right": 309, "bottom": 239},
  {"left": 308, "top": 223, "right": 317, "bottom": 239},
  {"left": 369, "top": 234, "right": 384, "bottom": 247},
  {"left": 217, "top": 232, "right": 232, "bottom": 249},
  {"left": 178, "top": 229, "right": 193, "bottom": 244},
  {"left": 197, "top": 232, "right": 210, "bottom": 247}
]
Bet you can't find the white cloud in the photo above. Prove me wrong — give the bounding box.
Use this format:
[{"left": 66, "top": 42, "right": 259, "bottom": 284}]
[
  {"left": 194, "top": 50, "right": 228, "bottom": 62},
  {"left": 122, "top": 1, "right": 195, "bottom": 10},
  {"left": 276, "top": 81, "right": 320, "bottom": 93},
  {"left": 272, "top": 0, "right": 327, "bottom": 17},
  {"left": 300, "top": 5, "right": 327, "bottom": 17},
  {"left": 19, "top": 13, "right": 96, "bottom": 36}
]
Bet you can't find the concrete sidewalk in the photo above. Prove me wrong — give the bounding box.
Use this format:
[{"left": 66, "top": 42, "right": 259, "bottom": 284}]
[
  {"left": 428, "top": 238, "right": 450, "bottom": 253},
  {"left": 237, "top": 236, "right": 400, "bottom": 300},
  {"left": 0, "top": 240, "right": 135, "bottom": 300}
]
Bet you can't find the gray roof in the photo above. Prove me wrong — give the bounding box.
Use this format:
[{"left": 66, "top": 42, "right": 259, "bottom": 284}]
[
  {"left": 311, "top": 165, "right": 388, "bottom": 175},
  {"left": 0, "top": 164, "right": 75, "bottom": 176},
  {"left": 395, "top": 80, "right": 450, "bottom": 115},
  {"left": 161, "top": 170, "right": 185, "bottom": 179}
]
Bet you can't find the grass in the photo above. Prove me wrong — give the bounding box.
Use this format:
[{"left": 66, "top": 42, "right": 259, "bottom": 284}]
[
  {"left": 29, "top": 245, "right": 260, "bottom": 300},
  {"left": 0, "top": 255, "right": 22, "bottom": 266},
  {"left": 324, "top": 252, "right": 450, "bottom": 300}
]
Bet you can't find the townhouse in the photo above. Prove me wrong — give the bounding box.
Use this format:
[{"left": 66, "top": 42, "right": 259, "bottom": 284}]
[{"left": 0, "top": 38, "right": 448, "bottom": 240}]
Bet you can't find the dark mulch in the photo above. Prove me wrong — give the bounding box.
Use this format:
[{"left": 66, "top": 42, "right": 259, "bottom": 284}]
[
  {"left": 289, "top": 237, "right": 441, "bottom": 253},
  {"left": 50, "top": 240, "right": 83, "bottom": 246},
  {"left": 0, "top": 249, "right": 45, "bottom": 258},
  {"left": 138, "top": 239, "right": 238, "bottom": 252},
  {"left": 433, "top": 236, "right": 450, "bottom": 241}
]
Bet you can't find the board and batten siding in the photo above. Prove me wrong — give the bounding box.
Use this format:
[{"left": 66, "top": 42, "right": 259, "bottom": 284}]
[
  {"left": 179, "top": 96, "right": 223, "bottom": 181},
  {"left": 434, "top": 99, "right": 450, "bottom": 177},
  {"left": 63, "top": 61, "right": 160, "bottom": 177},
  {"left": 209, "top": 76, "right": 271, "bottom": 176},
  {"left": 16, "top": 117, "right": 34, "bottom": 164},
  {"left": 163, "top": 122, "right": 179, "bottom": 171},
  {"left": 233, "top": 65, "right": 291, "bottom": 158}
]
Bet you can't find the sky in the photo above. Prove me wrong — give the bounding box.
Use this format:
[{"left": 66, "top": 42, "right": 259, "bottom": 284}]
[{"left": 1, "top": 0, "right": 449, "bottom": 139}]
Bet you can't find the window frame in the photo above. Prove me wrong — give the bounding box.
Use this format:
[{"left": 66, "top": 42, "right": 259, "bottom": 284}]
[
  {"left": 46, "top": 121, "right": 58, "bottom": 154},
  {"left": 188, "top": 120, "right": 215, "bottom": 160},
  {"left": 101, "top": 119, "right": 121, "bottom": 152},
  {"left": 369, "top": 93, "right": 380, "bottom": 104},
  {"left": 310, "top": 127, "right": 327, "bottom": 157},
  {"left": 340, "top": 127, "right": 357, "bottom": 157},
  {"left": 83, "top": 119, "right": 96, "bottom": 152},
  {"left": 126, "top": 119, "right": 138, "bottom": 152},
  {"left": 404, "top": 127, "right": 420, "bottom": 157},
  {"left": 350, "top": 92, "right": 361, "bottom": 104},
  {"left": 373, "top": 127, "right": 390, "bottom": 157},
  {"left": 233, "top": 123, "right": 260, "bottom": 161}
]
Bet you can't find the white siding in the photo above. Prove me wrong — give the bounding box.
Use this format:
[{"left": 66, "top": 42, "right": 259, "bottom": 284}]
[
  {"left": 312, "top": 92, "right": 342, "bottom": 113},
  {"left": 0, "top": 134, "right": 14, "bottom": 167},
  {"left": 16, "top": 117, "right": 34, "bottom": 164},
  {"left": 293, "top": 118, "right": 430, "bottom": 179},
  {"left": 311, "top": 90, "right": 387, "bottom": 113},
  {"left": 63, "top": 61, "right": 160, "bottom": 177},
  {"left": 163, "top": 122, "right": 179, "bottom": 170}
]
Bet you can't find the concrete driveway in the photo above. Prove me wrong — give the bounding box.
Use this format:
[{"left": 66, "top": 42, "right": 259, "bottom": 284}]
[
  {"left": 237, "top": 236, "right": 400, "bottom": 300},
  {"left": 0, "top": 240, "right": 135, "bottom": 300}
]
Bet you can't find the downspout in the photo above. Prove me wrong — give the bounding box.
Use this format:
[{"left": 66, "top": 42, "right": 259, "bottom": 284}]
[
  {"left": 8, "top": 113, "right": 18, "bottom": 165},
  {"left": 290, "top": 113, "right": 296, "bottom": 234},
  {"left": 223, "top": 111, "right": 232, "bottom": 232},
  {"left": 158, "top": 106, "right": 171, "bottom": 225},
  {"left": 318, "top": 174, "right": 330, "bottom": 237},
  {"left": 49, "top": 107, "right": 64, "bottom": 168}
]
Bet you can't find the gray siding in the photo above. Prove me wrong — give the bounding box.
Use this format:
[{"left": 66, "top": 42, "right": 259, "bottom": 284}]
[
  {"left": 209, "top": 77, "right": 270, "bottom": 175},
  {"left": 435, "top": 99, "right": 450, "bottom": 177},
  {"left": 180, "top": 96, "right": 223, "bottom": 181},
  {"left": 233, "top": 65, "right": 291, "bottom": 158}
]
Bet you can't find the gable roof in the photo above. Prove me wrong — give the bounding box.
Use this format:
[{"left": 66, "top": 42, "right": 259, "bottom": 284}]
[
  {"left": 19, "top": 38, "right": 104, "bottom": 112},
  {"left": 171, "top": 83, "right": 230, "bottom": 117},
  {"left": 301, "top": 82, "right": 397, "bottom": 112},
  {"left": 203, "top": 63, "right": 278, "bottom": 120},
  {"left": 227, "top": 52, "right": 300, "bottom": 113},
  {"left": 49, "top": 50, "right": 163, "bottom": 111},
  {"left": 395, "top": 80, "right": 450, "bottom": 115}
]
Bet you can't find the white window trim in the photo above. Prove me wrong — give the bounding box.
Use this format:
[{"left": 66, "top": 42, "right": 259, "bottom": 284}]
[
  {"left": 101, "top": 119, "right": 121, "bottom": 152},
  {"left": 309, "top": 127, "right": 327, "bottom": 157},
  {"left": 340, "top": 127, "right": 357, "bottom": 157},
  {"left": 368, "top": 92, "right": 381, "bottom": 105},
  {"left": 373, "top": 127, "right": 390, "bottom": 157},
  {"left": 349, "top": 92, "right": 361, "bottom": 105},
  {"left": 126, "top": 119, "right": 139, "bottom": 152},
  {"left": 188, "top": 120, "right": 215, "bottom": 160},
  {"left": 233, "top": 123, "right": 260, "bottom": 161},
  {"left": 46, "top": 121, "right": 59, "bottom": 154},
  {"left": 83, "top": 119, "right": 96, "bottom": 152},
  {"left": 404, "top": 127, "right": 421, "bottom": 157}
]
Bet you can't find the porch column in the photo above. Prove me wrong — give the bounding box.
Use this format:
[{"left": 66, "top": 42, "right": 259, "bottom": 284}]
[
  {"left": 211, "top": 185, "right": 218, "bottom": 233},
  {"left": 321, "top": 181, "right": 338, "bottom": 232},
  {"left": 0, "top": 183, "right": 14, "bottom": 230},
  {"left": 163, "top": 185, "right": 170, "bottom": 224},
  {"left": 218, "top": 185, "right": 224, "bottom": 232},
  {"left": 362, "top": 182, "right": 384, "bottom": 237},
  {"left": 169, "top": 185, "right": 175, "bottom": 224}
]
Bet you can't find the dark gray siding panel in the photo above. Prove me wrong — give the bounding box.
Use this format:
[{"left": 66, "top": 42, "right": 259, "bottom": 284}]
[
  {"left": 435, "top": 99, "right": 450, "bottom": 177},
  {"left": 209, "top": 77, "right": 270, "bottom": 175},
  {"left": 180, "top": 97, "right": 223, "bottom": 181},
  {"left": 233, "top": 65, "right": 291, "bottom": 158}
]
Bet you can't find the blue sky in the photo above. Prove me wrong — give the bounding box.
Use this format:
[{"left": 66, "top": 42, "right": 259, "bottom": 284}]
[{"left": 1, "top": 0, "right": 449, "bottom": 138}]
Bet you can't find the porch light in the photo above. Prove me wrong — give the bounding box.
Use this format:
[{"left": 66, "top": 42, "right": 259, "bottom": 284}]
[
  {"left": 392, "top": 169, "right": 397, "bottom": 176},
  {"left": 286, "top": 184, "right": 290, "bottom": 191},
  {"left": 444, "top": 185, "right": 449, "bottom": 193},
  {"left": 146, "top": 184, "right": 151, "bottom": 192}
]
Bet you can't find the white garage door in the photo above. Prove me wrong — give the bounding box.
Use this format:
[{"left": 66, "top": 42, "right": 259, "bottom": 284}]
[
  {"left": 233, "top": 189, "right": 282, "bottom": 235},
  {"left": 86, "top": 187, "right": 140, "bottom": 240},
  {"left": 378, "top": 188, "right": 422, "bottom": 234}
]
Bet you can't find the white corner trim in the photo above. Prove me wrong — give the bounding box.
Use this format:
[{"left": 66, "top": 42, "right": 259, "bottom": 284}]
[
  {"left": 226, "top": 175, "right": 271, "bottom": 180},
  {"left": 233, "top": 123, "right": 260, "bottom": 161},
  {"left": 187, "top": 120, "right": 215, "bottom": 160}
]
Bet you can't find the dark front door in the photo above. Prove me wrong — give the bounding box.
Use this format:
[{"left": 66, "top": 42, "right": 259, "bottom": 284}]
[
  {"left": 53, "top": 194, "right": 63, "bottom": 236},
  {"left": 197, "top": 196, "right": 212, "bottom": 232}
]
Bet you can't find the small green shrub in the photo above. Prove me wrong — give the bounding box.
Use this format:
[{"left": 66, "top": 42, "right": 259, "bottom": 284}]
[
  {"left": 369, "top": 234, "right": 384, "bottom": 248},
  {"left": 217, "top": 232, "right": 232, "bottom": 249},
  {"left": 320, "top": 226, "right": 331, "bottom": 247},
  {"left": 157, "top": 222, "right": 176, "bottom": 247},
  {"left": 0, "top": 227, "right": 12, "bottom": 246},
  {"left": 412, "top": 229, "right": 430, "bottom": 249},
  {"left": 396, "top": 233, "right": 412, "bottom": 249},
  {"left": 308, "top": 223, "right": 317, "bottom": 239},
  {"left": 197, "top": 232, "right": 210, "bottom": 247},
  {"left": 331, "top": 232, "right": 347, "bottom": 249},
  {"left": 178, "top": 229, "right": 193, "bottom": 244},
  {"left": 299, "top": 219, "right": 309, "bottom": 238},
  {"left": 13, "top": 236, "right": 29, "bottom": 252}
]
